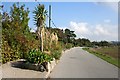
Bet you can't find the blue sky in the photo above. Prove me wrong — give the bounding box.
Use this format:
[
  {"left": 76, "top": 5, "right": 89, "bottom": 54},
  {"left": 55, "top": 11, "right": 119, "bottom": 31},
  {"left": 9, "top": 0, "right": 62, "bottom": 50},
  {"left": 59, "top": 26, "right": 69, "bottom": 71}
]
[{"left": 2, "top": 2, "right": 118, "bottom": 41}]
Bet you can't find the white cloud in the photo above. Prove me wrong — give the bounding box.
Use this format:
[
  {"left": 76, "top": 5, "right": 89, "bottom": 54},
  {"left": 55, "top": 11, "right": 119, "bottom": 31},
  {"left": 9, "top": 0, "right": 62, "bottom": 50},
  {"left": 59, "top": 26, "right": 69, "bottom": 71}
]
[
  {"left": 94, "top": 24, "right": 111, "bottom": 36},
  {"left": 68, "top": 21, "right": 118, "bottom": 41},
  {"left": 70, "top": 21, "right": 90, "bottom": 34},
  {"left": 58, "top": 26, "right": 67, "bottom": 30}
]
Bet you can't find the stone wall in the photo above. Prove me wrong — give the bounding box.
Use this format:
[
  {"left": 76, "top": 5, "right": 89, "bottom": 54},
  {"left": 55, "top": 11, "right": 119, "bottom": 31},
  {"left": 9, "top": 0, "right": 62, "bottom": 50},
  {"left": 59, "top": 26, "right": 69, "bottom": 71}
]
[{"left": 45, "top": 58, "right": 59, "bottom": 78}]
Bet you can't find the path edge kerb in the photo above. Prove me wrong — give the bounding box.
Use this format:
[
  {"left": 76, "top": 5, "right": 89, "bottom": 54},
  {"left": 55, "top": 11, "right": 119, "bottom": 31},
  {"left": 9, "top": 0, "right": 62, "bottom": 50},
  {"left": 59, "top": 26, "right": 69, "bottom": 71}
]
[{"left": 45, "top": 48, "right": 72, "bottom": 78}]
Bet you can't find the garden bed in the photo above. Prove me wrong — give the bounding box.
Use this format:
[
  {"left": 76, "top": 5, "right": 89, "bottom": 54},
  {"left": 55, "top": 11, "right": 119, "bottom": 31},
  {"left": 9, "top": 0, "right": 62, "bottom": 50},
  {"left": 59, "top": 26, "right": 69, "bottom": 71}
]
[{"left": 10, "top": 58, "right": 59, "bottom": 73}]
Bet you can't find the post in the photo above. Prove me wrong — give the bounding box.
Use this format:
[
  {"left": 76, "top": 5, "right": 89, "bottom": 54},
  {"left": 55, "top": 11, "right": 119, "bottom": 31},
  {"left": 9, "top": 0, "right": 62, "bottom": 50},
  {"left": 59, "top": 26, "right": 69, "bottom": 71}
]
[{"left": 49, "top": 5, "right": 51, "bottom": 29}]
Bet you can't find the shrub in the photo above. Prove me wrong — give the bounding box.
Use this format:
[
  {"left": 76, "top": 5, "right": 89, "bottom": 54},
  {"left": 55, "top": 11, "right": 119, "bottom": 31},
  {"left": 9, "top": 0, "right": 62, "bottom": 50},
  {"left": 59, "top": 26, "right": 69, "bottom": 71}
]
[
  {"left": 65, "top": 43, "right": 73, "bottom": 49},
  {"left": 53, "top": 42, "right": 62, "bottom": 51},
  {"left": 52, "top": 50, "right": 62, "bottom": 60},
  {"left": 26, "top": 49, "right": 53, "bottom": 64},
  {"left": 1, "top": 40, "right": 20, "bottom": 63}
]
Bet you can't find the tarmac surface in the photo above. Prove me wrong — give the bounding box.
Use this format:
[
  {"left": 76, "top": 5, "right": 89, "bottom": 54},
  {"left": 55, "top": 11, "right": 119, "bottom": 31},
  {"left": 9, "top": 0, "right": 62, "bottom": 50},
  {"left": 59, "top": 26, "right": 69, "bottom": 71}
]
[
  {"left": 1, "top": 60, "right": 47, "bottom": 78},
  {"left": 49, "top": 47, "right": 118, "bottom": 78}
]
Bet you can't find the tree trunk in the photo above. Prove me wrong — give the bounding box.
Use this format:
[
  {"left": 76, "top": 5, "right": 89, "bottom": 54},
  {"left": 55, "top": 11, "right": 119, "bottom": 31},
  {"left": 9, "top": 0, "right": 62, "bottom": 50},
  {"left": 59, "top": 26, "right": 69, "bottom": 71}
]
[
  {"left": 37, "top": 26, "right": 43, "bottom": 52},
  {"left": 41, "top": 28, "right": 43, "bottom": 52}
]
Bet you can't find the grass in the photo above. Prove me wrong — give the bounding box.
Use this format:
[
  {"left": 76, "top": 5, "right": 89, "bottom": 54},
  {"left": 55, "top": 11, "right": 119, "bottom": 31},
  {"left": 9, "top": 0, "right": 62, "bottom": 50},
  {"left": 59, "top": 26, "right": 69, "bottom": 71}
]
[
  {"left": 92, "top": 47, "right": 118, "bottom": 59},
  {"left": 83, "top": 47, "right": 120, "bottom": 68}
]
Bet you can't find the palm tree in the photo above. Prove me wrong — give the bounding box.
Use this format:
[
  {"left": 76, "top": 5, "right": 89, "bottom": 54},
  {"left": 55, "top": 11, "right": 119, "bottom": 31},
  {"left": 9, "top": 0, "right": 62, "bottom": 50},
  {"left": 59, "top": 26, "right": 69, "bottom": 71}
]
[{"left": 33, "top": 4, "right": 47, "bottom": 52}]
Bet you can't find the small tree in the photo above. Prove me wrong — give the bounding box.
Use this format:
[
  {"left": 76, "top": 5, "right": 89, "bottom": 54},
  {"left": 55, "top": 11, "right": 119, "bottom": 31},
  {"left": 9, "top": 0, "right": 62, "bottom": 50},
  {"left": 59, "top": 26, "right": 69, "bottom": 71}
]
[
  {"left": 33, "top": 4, "right": 47, "bottom": 52},
  {"left": 2, "top": 3, "right": 31, "bottom": 62},
  {"left": 64, "top": 28, "right": 76, "bottom": 44}
]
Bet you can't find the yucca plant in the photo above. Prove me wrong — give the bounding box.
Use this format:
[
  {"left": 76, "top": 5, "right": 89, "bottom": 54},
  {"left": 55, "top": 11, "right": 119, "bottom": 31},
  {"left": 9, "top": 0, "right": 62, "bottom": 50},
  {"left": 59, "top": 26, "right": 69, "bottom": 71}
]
[{"left": 33, "top": 4, "right": 47, "bottom": 52}]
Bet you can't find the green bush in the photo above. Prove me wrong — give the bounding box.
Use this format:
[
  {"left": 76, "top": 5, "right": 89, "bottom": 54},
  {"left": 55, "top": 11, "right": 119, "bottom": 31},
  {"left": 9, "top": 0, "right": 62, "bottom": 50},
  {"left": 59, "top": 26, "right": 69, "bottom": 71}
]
[
  {"left": 52, "top": 50, "right": 62, "bottom": 60},
  {"left": 26, "top": 49, "right": 53, "bottom": 64},
  {"left": 1, "top": 40, "right": 20, "bottom": 63},
  {"left": 54, "top": 42, "right": 62, "bottom": 51},
  {"left": 65, "top": 43, "right": 73, "bottom": 49},
  {"left": 1, "top": 3, "right": 41, "bottom": 64}
]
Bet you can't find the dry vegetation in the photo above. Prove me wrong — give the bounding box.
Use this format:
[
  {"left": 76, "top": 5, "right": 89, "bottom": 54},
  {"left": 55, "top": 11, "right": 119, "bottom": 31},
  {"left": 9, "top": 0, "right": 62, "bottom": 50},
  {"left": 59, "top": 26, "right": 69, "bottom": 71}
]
[
  {"left": 90, "top": 46, "right": 119, "bottom": 59},
  {"left": 83, "top": 46, "right": 120, "bottom": 68}
]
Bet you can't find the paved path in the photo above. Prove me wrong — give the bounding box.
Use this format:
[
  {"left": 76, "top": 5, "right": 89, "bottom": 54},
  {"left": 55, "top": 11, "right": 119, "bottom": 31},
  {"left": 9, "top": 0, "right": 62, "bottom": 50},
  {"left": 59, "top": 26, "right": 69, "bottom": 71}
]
[
  {"left": 1, "top": 60, "right": 47, "bottom": 78},
  {"left": 49, "top": 47, "right": 118, "bottom": 78}
]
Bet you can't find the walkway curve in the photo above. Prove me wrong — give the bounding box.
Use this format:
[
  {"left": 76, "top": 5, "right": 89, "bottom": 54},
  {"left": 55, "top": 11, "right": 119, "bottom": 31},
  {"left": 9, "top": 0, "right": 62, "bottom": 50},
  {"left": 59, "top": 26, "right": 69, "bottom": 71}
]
[{"left": 49, "top": 47, "right": 118, "bottom": 78}]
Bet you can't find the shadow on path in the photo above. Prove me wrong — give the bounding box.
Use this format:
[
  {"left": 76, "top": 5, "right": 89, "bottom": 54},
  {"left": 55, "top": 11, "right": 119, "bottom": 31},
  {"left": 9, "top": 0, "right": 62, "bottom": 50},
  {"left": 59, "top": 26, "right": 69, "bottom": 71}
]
[
  {"left": 11, "top": 61, "right": 28, "bottom": 69},
  {"left": 11, "top": 60, "right": 47, "bottom": 72}
]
